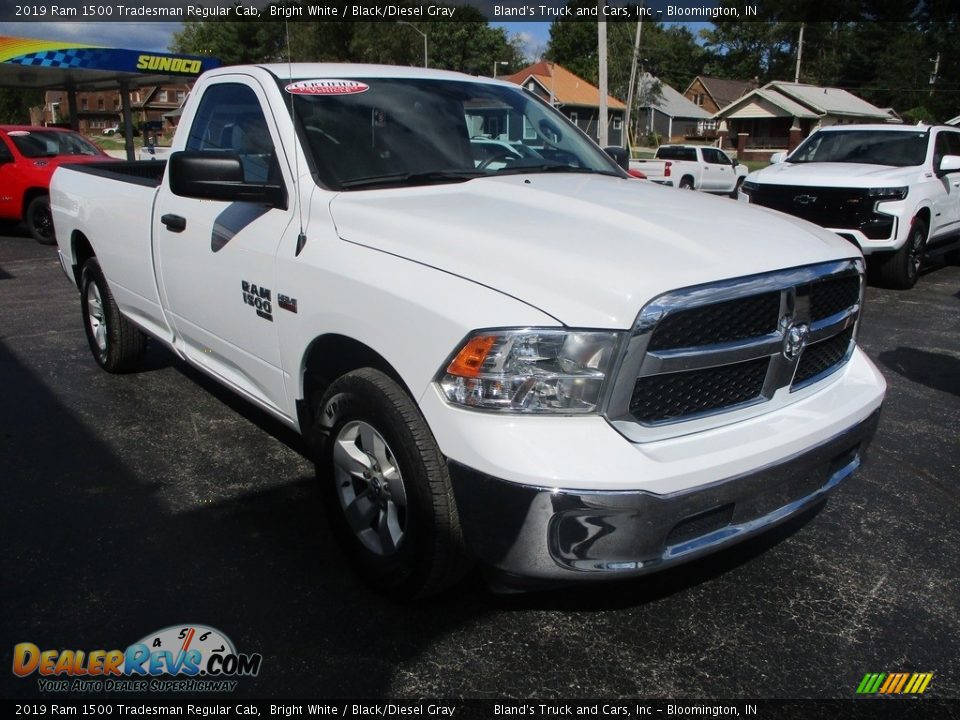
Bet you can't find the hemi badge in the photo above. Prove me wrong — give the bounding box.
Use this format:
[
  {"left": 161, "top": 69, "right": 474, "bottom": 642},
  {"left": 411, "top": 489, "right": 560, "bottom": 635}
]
[{"left": 278, "top": 294, "right": 298, "bottom": 313}]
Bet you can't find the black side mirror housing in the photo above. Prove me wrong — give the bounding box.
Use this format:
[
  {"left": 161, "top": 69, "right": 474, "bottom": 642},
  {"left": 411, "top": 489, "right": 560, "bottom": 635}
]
[
  {"left": 168, "top": 151, "right": 286, "bottom": 209},
  {"left": 604, "top": 146, "right": 630, "bottom": 171}
]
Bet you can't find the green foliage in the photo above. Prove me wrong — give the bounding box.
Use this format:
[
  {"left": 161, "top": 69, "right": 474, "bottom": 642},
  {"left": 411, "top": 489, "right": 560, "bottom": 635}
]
[
  {"left": 173, "top": 3, "right": 522, "bottom": 76},
  {"left": 0, "top": 88, "right": 44, "bottom": 124},
  {"left": 546, "top": 8, "right": 704, "bottom": 99}
]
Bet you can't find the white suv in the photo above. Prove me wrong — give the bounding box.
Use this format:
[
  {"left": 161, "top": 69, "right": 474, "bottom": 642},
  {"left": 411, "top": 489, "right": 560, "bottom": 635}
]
[{"left": 741, "top": 124, "right": 960, "bottom": 288}]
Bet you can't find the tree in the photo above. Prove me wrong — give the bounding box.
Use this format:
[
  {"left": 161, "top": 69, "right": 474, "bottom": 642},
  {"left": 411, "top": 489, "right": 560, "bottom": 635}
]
[
  {"left": 170, "top": 5, "right": 287, "bottom": 65},
  {"left": 546, "top": 10, "right": 704, "bottom": 98},
  {"left": 0, "top": 89, "right": 44, "bottom": 124},
  {"left": 173, "top": 3, "right": 522, "bottom": 75}
]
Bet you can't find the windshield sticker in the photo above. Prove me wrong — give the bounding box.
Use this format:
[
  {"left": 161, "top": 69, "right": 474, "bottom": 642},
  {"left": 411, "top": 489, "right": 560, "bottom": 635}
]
[{"left": 285, "top": 79, "right": 369, "bottom": 96}]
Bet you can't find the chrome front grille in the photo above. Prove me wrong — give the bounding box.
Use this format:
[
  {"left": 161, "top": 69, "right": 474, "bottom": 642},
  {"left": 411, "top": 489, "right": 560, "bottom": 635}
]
[
  {"left": 629, "top": 357, "right": 769, "bottom": 423},
  {"left": 646, "top": 292, "right": 780, "bottom": 350},
  {"left": 606, "top": 260, "right": 864, "bottom": 439}
]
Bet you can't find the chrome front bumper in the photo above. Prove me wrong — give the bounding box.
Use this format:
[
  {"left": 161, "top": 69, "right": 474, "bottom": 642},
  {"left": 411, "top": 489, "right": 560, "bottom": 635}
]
[{"left": 449, "top": 410, "right": 880, "bottom": 588}]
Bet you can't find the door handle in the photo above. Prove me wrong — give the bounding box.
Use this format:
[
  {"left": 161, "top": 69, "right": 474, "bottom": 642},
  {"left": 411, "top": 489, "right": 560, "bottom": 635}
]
[{"left": 161, "top": 214, "right": 186, "bottom": 233}]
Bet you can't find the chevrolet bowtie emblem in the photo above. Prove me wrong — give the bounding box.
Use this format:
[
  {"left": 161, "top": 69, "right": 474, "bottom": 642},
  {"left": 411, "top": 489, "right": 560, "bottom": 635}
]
[{"left": 794, "top": 194, "right": 818, "bottom": 205}]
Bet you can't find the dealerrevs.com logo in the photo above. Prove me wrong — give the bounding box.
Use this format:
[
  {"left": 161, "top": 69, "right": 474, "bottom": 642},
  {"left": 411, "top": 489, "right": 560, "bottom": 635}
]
[{"left": 13, "top": 624, "right": 263, "bottom": 693}]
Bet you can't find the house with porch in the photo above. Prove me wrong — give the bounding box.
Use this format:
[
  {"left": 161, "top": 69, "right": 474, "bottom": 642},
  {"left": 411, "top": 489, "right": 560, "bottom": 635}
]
[
  {"left": 712, "top": 81, "right": 893, "bottom": 160},
  {"left": 502, "top": 61, "right": 626, "bottom": 147}
]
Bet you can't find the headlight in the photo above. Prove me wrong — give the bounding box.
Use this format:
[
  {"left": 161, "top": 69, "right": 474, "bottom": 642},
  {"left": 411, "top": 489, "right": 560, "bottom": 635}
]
[
  {"left": 438, "top": 329, "right": 623, "bottom": 413},
  {"left": 740, "top": 180, "right": 759, "bottom": 196},
  {"left": 868, "top": 186, "right": 908, "bottom": 200}
]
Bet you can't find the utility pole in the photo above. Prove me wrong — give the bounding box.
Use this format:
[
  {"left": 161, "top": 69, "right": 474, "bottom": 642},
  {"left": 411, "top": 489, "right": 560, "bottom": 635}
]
[
  {"left": 930, "top": 52, "right": 940, "bottom": 96},
  {"left": 794, "top": 23, "right": 804, "bottom": 83},
  {"left": 598, "top": 5, "right": 609, "bottom": 147},
  {"left": 624, "top": 20, "right": 643, "bottom": 149}
]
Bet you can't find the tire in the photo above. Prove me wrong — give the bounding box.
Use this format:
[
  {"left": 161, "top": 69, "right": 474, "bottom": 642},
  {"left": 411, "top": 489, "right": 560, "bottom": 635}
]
[
  {"left": 313, "top": 368, "right": 468, "bottom": 599},
  {"left": 26, "top": 195, "right": 56, "bottom": 245},
  {"left": 729, "top": 176, "right": 744, "bottom": 199},
  {"left": 679, "top": 176, "right": 694, "bottom": 190},
  {"left": 80, "top": 258, "right": 146, "bottom": 372},
  {"left": 876, "top": 219, "right": 927, "bottom": 289}
]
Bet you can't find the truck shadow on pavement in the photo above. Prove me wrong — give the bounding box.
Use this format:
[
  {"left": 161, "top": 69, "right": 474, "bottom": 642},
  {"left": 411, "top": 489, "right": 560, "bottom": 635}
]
[
  {"left": 878, "top": 347, "right": 960, "bottom": 397},
  {"left": 0, "top": 338, "right": 832, "bottom": 699}
]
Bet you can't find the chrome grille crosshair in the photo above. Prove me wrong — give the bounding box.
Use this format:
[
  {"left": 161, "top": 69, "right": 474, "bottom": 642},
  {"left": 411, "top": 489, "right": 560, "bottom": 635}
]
[{"left": 604, "top": 260, "right": 864, "bottom": 437}]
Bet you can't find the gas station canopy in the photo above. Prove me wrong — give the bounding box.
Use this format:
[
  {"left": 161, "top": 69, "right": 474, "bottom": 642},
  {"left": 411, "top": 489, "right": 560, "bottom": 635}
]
[{"left": 0, "top": 35, "right": 219, "bottom": 90}]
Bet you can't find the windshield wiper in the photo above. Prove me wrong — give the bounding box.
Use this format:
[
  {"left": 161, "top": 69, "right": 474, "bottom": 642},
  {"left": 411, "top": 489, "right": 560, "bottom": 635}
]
[
  {"left": 340, "top": 170, "right": 484, "bottom": 190},
  {"left": 496, "top": 163, "right": 619, "bottom": 177}
]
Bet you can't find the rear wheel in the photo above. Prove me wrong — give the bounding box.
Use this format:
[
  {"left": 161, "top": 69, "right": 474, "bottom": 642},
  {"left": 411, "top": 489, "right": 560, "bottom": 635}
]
[
  {"left": 26, "top": 195, "right": 55, "bottom": 245},
  {"left": 80, "top": 258, "right": 146, "bottom": 372},
  {"left": 314, "top": 368, "right": 468, "bottom": 599},
  {"left": 679, "top": 176, "right": 694, "bottom": 190},
  {"left": 876, "top": 219, "right": 926, "bottom": 289}
]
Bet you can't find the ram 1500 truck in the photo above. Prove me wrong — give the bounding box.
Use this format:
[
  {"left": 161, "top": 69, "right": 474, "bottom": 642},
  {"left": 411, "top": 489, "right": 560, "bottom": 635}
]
[
  {"left": 630, "top": 144, "right": 748, "bottom": 196},
  {"left": 741, "top": 124, "right": 960, "bottom": 289},
  {"left": 51, "top": 64, "right": 886, "bottom": 598}
]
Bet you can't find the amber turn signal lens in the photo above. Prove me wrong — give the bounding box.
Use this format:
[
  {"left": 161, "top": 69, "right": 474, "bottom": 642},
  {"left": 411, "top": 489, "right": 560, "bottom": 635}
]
[{"left": 447, "top": 335, "right": 496, "bottom": 378}]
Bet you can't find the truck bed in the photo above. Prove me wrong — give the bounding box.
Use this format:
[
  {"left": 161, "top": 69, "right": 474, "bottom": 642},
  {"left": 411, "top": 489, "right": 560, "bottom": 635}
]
[{"left": 60, "top": 160, "right": 166, "bottom": 188}]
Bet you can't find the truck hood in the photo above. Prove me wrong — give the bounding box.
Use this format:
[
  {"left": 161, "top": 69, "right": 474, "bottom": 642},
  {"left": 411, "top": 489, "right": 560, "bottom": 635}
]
[
  {"left": 750, "top": 161, "right": 918, "bottom": 188},
  {"left": 328, "top": 174, "right": 857, "bottom": 329}
]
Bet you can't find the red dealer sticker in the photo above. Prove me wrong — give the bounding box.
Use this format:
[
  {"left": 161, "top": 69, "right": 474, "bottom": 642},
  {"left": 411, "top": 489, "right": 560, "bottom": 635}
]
[{"left": 284, "top": 79, "right": 370, "bottom": 96}]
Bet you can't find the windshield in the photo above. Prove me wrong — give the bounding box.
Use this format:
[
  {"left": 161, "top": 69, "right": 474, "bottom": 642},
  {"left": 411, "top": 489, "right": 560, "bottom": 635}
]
[
  {"left": 8, "top": 130, "right": 103, "bottom": 158},
  {"left": 788, "top": 129, "right": 928, "bottom": 167},
  {"left": 287, "top": 78, "right": 623, "bottom": 190}
]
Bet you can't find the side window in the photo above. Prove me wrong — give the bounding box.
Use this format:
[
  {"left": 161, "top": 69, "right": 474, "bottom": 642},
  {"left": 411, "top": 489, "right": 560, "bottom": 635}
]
[
  {"left": 945, "top": 132, "right": 960, "bottom": 157},
  {"left": 185, "top": 83, "right": 278, "bottom": 184},
  {"left": 934, "top": 132, "right": 949, "bottom": 169},
  {"left": 701, "top": 148, "right": 719, "bottom": 164},
  {"left": 0, "top": 139, "right": 13, "bottom": 163}
]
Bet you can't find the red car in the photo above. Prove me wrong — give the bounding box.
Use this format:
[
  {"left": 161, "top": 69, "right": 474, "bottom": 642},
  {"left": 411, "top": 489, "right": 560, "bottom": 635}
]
[{"left": 0, "top": 126, "right": 113, "bottom": 244}]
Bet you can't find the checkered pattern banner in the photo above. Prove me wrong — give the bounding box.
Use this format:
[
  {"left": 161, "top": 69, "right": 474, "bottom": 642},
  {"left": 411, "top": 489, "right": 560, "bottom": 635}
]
[
  {"left": 0, "top": 36, "right": 217, "bottom": 75},
  {"left": 7, "top": 48, "right": 117, "bottom": 69}
]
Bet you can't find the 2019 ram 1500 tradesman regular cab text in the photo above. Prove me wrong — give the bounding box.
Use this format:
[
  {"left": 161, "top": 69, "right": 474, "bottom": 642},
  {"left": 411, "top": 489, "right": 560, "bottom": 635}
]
[
  {"left": 51, "top": 65, "right": 886, "bottom": 598},
  {"left": 741, "top": 123, "right": 960, "bottom": 289}
]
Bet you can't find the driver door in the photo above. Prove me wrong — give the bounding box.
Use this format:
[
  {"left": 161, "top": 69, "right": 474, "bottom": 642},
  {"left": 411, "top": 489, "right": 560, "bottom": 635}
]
[{"left": 153, "top": 78, "right": 295, "bottom": 416}]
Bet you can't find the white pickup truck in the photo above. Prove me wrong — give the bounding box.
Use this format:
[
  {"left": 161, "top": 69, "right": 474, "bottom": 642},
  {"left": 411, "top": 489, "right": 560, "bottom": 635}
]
[
  {"left": 630, "top": 144, "right": 749, "bottom": 196},
  {"left": 51, "top": 64, "right": 885, "bottom": 598},
  {"left": 741, "top": 124, "right": 960, "bottom": 289}
]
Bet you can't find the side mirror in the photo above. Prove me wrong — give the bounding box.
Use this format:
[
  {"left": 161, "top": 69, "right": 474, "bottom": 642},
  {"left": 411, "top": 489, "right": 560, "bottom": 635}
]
[
  {"left": 168, "top": 151, "right": 286, "bottom": 208},
  {"left": 604, "top": 146, "right": 630, "bottom": 171},
  {"left": 731, "top": 158, "right": 739, "bottom": 167},
  {"left": 769, "top": 152, "right": 786, "bottom": 164},
  {"left": 938, "top": 154, "right": 960, "bottom": 175}
]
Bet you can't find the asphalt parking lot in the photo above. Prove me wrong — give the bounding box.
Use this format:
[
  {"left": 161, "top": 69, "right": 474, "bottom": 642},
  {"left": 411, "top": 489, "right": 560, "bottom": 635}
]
[{"left": 1, "top": 227, "right": 958, "bottom": 701}]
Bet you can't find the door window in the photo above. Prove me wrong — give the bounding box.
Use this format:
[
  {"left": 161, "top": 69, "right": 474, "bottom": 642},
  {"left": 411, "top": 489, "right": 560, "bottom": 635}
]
[{"left": 185, "top": 83, "right": 279, "bottom": 184}]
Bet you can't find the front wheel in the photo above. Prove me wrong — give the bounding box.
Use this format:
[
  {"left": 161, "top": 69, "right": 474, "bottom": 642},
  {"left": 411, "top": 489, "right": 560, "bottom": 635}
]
[
  {"left": 876, "top": 219, "right": 927, "bottom": 289},
  {"left": 729, "top": 176, "right": 745, "bottom": 199},
  {"left": 26, "top": 195, "right": 56, "bottom": 245},
  {"left": 314, "top": 368, "right": 468, "bottom": 599},
  {"left": 80, "top": 258, "right": 146, "bottom": 372}
]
